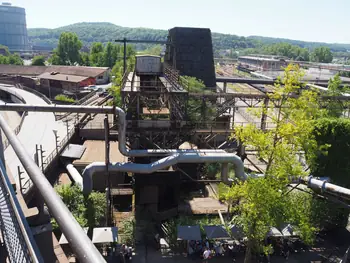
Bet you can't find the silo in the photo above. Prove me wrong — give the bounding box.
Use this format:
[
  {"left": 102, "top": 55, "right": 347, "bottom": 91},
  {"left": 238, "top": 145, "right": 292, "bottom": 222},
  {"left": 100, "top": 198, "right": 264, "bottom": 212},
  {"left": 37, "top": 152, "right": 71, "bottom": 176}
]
[{"left": 0, "top": 2, "right": 28, "bottom": 51}]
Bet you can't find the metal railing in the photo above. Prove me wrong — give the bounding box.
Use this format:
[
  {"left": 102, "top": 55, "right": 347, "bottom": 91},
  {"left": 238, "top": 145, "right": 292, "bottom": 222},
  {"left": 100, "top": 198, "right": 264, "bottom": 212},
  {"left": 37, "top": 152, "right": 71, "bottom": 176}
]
[{"left": 0, "top": 159, "right": 42, "bottom": 262}]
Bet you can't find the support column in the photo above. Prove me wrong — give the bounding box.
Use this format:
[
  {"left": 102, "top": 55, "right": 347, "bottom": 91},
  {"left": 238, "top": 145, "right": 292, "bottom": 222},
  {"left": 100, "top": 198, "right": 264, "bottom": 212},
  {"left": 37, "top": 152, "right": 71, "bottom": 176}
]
[
  {"left": 223, "top": 82, "right": 227, "bottom": 93},
  {"left": 260, "top": 98, "right": 269, "bottom": 131}
]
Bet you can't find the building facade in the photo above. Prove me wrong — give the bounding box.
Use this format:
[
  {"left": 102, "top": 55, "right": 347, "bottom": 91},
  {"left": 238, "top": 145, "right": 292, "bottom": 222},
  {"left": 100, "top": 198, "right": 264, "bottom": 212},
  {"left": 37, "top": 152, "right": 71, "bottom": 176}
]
[{"left": 238, "top": 56, "right": 287, "bottom": 71}]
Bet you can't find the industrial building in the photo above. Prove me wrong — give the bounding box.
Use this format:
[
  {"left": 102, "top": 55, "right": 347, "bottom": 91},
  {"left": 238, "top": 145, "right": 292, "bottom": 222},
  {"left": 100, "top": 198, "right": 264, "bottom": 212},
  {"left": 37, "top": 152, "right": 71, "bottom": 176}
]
[
  {"left": 238, "top": 55, "right": 287, "bottom": 71},
  {"left": 0, "top": 2, "right": 28, "bottom": 51}
]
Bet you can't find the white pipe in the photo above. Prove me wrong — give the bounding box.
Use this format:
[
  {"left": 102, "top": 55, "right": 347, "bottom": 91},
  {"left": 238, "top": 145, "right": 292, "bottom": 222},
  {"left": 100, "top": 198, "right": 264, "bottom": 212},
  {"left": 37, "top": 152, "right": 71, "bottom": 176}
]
[
  {"left": 64, "top": 161, "right": 83, "bottom": 188},
  {"left": 305, "top": 177, "right": 350, "bottom": 200},
  {"left": 82, "top": 153, "right": 246, "bottom": 194}
]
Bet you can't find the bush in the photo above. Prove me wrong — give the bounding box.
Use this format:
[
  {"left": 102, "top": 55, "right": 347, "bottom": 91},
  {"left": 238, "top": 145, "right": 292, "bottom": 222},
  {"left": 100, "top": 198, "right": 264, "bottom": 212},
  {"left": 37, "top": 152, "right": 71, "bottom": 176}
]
[
  {"left": 54, "top": 94, "right": 75, "bottom": 103},
  {"left": 52, "top": 185, "right": 107, "bottom": 230}
]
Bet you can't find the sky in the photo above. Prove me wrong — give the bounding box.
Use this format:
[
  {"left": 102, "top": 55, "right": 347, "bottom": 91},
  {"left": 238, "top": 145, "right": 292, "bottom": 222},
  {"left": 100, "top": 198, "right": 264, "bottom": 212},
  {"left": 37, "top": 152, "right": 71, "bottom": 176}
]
[{"left": 10, "top": 0, "right": 350, "bottom": 43}]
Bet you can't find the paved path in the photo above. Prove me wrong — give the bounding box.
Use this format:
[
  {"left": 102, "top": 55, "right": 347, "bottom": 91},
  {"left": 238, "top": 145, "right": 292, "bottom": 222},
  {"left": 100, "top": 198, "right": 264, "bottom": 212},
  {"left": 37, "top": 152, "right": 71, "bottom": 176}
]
[{"left": 1, "top": 85, "right": 72, "bottom": 192}]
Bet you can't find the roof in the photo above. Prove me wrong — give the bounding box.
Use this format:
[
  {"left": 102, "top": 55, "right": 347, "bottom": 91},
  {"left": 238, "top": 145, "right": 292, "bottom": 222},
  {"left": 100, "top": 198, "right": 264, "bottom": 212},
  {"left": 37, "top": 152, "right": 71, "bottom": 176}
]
[
  {"left": 177, "top": 225, "right": 201, "bottom": 241},
  {"left": 239, "top": 56, "right": 284, "bottom": 62},
  {"left": 59, "top": 227, "right": 89, "bottom": 245},
  {"left": 92, "top": 227, "right": 118, "bottom": 244},
  {"left": 203, "top": 225, "right": 230, "bottom": 240},
  {"left": 0, "top": 64, "right": 109, "bottom": 78},
  {"left": 38, "top": 72, "right": 89, "bottom": 83}
]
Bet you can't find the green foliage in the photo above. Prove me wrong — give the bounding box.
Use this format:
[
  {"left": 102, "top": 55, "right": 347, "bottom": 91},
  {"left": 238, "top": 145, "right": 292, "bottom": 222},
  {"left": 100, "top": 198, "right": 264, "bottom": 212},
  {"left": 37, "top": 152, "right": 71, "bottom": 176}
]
[
  {"left": 223, "top": 64, "right": 324, "bottom": 261},
  {"left": 52, "top": 185, "right": 106, "bottom": 230},
  {"left": 31, "top": 55, "right": 46, "bottom": 66},
  {"left": 305, "top": 118, "right": 350, "bottom": 229},
  {"left": 54, "top": 94, "right": 75, "bottom": 103},
  {"left": 80, "top": 52, "right": 91, "bottom": 66},
  {"left": 326, "top": 74, "right": 349, "bottom": 117},
  {"left": 0, "top": 52, "right": 24, "bottom": 65},
  {"left": 138, "top": 45, "right": 163, "bottom": 56},
  {"left": 310, "top": 46, "right": 333, "bottom": 63},
  {"left": 0, "top": 44, "right": 10, "bottom": 56},
  {"left": 118, "top": 218, "right": 135, "bottom": 245},
  {"left": 50, "top": 32, "right": 82, "bottom": 65},
  {"left": 90, "top": 42, "right": 104, "bottom": 66},
  {"left": 27, "top": 22, "right": 348, "bottom": 56}
]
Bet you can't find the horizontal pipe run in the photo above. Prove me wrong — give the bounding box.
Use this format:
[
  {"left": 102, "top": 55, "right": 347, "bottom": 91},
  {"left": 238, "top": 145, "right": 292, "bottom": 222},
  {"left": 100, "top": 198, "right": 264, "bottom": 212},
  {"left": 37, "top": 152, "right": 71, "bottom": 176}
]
[
  {"left": 305, "top": 177, "right": 350, "bottom": 200},
  {"left": 0, "top": 104, "right": 115, "bottom": 114},
  {"left": 0, "top": 114, "right": 106, "bottom": 263},
  {"left": 82, "top": 153, "right": 246, "bottom": 194}
]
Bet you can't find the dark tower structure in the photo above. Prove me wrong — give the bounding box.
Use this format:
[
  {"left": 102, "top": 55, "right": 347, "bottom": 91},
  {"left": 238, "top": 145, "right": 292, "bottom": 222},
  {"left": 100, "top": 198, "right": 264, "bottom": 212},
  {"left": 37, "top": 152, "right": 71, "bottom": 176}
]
[{"left": 165, "top": 27, "right": 216, "bottom": 88}]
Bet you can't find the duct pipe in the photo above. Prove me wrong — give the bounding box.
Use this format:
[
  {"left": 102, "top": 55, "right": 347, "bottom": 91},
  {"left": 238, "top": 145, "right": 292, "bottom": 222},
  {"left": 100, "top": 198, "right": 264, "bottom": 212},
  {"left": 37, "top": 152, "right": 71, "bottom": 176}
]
[
  {"left": 0, "top": 114, "right": 106, "bottom": 263},
  {"left": 82, "top": 153, "right": 246, "bottom": 194},
  {"left": 303, "top": 177, "right": 350, "bottom": 200},
  {"left": 0, "top": 104, "right": 226, "bottom": 156},
  {"left": 64, "top": 161, "right": 83, "bottom": 188}
]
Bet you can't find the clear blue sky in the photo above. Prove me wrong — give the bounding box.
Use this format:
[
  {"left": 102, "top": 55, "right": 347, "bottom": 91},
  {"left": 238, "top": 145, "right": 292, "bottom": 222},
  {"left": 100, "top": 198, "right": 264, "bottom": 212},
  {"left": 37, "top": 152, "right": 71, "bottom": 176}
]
[{"left": 11, "top": 0, "right": 350, "bottom": 43}]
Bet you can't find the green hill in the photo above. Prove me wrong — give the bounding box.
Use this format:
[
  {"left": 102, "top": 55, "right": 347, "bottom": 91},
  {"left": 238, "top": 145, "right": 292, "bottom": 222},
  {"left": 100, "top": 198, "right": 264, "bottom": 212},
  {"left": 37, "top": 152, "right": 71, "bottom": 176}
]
[{"left": 27, "top": 22, "right": 350, "bottom": 52}]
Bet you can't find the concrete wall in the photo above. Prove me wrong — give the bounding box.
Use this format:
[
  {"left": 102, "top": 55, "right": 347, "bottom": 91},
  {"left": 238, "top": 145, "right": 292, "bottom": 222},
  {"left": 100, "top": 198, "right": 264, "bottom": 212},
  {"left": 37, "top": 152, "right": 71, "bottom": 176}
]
[{"left": 95, "top": 70, "right": 110, "bottom": 85}]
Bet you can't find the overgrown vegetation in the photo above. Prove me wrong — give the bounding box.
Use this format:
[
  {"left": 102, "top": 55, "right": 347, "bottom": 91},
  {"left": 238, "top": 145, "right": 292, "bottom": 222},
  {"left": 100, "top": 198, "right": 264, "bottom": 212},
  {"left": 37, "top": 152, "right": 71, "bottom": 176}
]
[
  {"left": 0, "top": 45, "right": 23, "bottom": 65},
  {"left": 118, "top": 218, "right": 135, "bottom": 245},
  {"left": 219, "top": 64, "right": 327, "bottom": 262},
  {"left": 54, "top": 94, "right": 75, "bottom": 103},
  {"left": 52, "top": 185, "right": 106, "bottom": 230},
  {"left": 31, "top": 55, "right": 46, "bottom": 66}
]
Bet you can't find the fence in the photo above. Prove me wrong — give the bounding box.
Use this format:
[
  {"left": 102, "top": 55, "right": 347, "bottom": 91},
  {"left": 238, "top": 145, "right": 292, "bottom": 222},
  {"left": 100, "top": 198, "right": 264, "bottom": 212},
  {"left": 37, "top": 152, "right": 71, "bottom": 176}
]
[{"left": 0, "top": 159, "right": 42, "bottom": 262}]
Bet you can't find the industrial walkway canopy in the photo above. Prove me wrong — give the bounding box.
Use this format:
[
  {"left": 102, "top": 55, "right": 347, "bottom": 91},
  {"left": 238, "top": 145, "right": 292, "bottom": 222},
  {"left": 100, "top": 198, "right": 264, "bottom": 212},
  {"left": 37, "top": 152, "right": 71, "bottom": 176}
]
[
  {"left": 177, "top": 225, "right": 201, "bottom": 241},
  {"left": 203, "top": 225, "right": 230, "bottom": 240}
]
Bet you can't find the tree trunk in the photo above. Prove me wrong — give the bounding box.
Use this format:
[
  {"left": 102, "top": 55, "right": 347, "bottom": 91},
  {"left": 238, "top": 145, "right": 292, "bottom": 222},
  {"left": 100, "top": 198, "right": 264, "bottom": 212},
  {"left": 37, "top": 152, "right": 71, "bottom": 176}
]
[{"left": 244, "top": 239, "right": 253, "bottom": 263}]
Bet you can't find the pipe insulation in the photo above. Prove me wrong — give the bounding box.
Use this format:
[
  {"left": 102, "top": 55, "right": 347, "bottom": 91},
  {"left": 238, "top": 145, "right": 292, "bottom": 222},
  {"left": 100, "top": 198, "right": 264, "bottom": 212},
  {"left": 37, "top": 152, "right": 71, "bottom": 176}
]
[
  {"left": 304, "top": 177, "right": 350, "bottom": 200},
  {"left": 82, "top": 153, "right": 247, "bottom": 194},
  {"left": 64, "top": 161, "right": 83, "bottom": 188}
]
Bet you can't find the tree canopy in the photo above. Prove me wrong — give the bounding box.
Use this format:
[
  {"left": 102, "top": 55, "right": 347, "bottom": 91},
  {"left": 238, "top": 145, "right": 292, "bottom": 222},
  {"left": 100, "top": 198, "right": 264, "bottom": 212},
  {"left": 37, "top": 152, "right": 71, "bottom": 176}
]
[
  {"left": 310, "top": 46, "right": 333, "bottom": 63},
  {"left": 50, "top": 32, "right": 82, "bottom": 65},
  {"left": 0, "top": 53, "right": 23, "bottom": 65},
  {"left": 220, "top": 64, "right": 325, "bottom": 262},
  {"left": 31, "top": 55, "right": 46, "bottom": 66}
]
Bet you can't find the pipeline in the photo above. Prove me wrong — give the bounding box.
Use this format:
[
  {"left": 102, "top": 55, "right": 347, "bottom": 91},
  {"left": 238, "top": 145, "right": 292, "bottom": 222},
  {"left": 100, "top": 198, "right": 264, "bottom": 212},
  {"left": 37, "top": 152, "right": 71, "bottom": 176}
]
[
  {"left": 82, "top": 152, "right": 246, "bottom": 194},
  {"left": 64, "top": 161, "right": 83, "bottom": 188},
  {"left": 302, "top": 177, "right": 350, "bottom": 200}
]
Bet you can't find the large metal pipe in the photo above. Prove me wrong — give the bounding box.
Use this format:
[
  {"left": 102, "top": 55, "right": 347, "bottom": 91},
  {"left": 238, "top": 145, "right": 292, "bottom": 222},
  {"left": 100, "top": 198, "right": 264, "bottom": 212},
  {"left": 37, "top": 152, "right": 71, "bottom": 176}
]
[
  {"left": 64, "top": 161, "right": 83, "bottom": 188},
  {"left": 303, "top": 177, "right": 350, "bottom": 200},
  {"left": 82, "top": 153, "right": 246, "bottom": 194},
  {"left": 0, "top": 114, "right": 106, "bottom": 263}
]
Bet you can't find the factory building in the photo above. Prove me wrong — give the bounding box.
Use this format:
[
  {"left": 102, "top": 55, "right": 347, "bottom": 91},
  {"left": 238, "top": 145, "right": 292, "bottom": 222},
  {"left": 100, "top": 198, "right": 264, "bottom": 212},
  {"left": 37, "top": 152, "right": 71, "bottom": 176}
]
[
  {"left": 238, "top": 55, "right": 287, "bottom": 71},
  {"left": 0, "top": 2, "right": 28, "bottom": 51}
]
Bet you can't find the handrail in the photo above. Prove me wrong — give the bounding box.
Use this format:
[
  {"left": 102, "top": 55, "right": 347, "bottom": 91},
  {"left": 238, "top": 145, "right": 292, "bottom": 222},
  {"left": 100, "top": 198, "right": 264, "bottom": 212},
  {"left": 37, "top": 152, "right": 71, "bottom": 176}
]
[
  {"left": 0, "top": 114, "right": 106, "bottom": 263},
  {"left": 0, "top": 159, "right": 43, "bottom": 262}
]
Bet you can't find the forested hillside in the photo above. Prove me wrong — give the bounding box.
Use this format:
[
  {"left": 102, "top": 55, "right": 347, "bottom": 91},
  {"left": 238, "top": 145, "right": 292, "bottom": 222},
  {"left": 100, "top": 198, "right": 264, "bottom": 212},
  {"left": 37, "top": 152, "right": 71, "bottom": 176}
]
[{"left": 28, "top": 22, "right": 350, "bottom": 53}]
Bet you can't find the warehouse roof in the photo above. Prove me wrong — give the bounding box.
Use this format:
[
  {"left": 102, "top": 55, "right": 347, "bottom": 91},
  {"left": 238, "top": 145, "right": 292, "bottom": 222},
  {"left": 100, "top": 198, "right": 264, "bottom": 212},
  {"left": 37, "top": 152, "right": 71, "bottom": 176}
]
[
  {"left": 0, "top": 65, "right": 109, "bottom": 78},
  {"left": 38, "top": 72, "right": 89, "bottom": 83},
  {"left": 239, "top": 56, "right": 285, "bottom": 62}
]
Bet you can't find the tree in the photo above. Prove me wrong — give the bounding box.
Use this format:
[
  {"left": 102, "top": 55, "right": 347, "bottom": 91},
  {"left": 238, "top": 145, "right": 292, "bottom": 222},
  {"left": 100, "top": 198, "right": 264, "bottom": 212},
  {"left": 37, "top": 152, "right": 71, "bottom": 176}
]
[
  {"left": 220, "top": 64, "right": 325, "bottom": 262},
  {"left": 325, "top": 74, "right": 349, "bottom": 117},
  {"left": 0, "top": 53, "right": 23, "bottom": 65},
  {"left": 31, "top": 55, "right": 46, "bottom": 66},
  {"left": 80, "top": 52, "right": 91, "bottom": 66},
  {"left": 51, "top": 32, "right": 82, "bottom": 65},
  {"left": 102, "top": 42, "right": 115, "bottom": 68},
  {"left": 311, "top": 46, "right": 333, "bottom": 63},
  {"left": 52, "top": 185, "right": 106, "bottom": 230},
  {"left": 90, "top": 42, "right": 104, "bottom": 66}
]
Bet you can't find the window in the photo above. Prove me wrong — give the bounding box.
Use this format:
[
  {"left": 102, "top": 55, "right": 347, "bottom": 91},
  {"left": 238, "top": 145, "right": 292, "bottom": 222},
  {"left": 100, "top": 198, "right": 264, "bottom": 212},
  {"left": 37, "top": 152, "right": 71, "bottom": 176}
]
[{"left": 98, "top": 75, "right": 104, "bottom": 80}]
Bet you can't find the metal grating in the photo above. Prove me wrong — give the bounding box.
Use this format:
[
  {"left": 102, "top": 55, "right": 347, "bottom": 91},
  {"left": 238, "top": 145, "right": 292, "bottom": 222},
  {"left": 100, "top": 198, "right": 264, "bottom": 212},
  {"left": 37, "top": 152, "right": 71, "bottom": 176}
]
[{"left": 0, "top": 159, "right": 42, "bottom": 262}]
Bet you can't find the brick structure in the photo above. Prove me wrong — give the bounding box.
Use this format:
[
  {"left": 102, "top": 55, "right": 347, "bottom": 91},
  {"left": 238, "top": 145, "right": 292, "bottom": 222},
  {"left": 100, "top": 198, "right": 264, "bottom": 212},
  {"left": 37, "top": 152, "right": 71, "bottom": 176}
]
[{"left": 165, "top": 27, "right": 216, "bottom": 88}]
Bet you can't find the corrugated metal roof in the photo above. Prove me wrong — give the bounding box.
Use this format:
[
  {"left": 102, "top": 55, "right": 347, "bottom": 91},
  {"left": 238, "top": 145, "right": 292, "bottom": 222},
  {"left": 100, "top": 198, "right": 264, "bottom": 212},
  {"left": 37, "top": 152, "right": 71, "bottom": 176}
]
[
  {"left": 0, "top": 64, "right": 109, "bottom": 78},
  {"left": 38, "top": 72, "right": 89, "bottom": 83}
]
